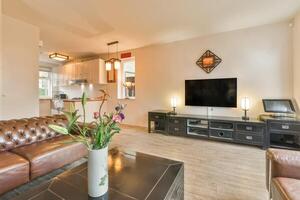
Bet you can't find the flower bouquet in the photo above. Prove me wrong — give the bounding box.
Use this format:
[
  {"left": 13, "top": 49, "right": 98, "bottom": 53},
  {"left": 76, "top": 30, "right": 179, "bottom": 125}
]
[{"left": 49, "top": 90, "right": 125, "bottom": 198}]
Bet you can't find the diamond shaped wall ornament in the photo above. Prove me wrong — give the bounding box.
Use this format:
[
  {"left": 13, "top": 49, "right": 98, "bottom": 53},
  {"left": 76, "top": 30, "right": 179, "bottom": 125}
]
[{"left": 196, "top": 50, "right": 222, "bottom": 73}]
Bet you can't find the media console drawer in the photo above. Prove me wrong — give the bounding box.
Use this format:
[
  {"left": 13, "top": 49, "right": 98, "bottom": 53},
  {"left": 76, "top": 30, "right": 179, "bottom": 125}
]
[
  {"left": 169, "top": 117, "right": 186, "bottom": 126},
  {"left": 236, "top": 123, "right": 264, "bottom": 134},
  {"left": 210, "top": 129, "right": 233, "bottom": 140},
  {"left": 235, "top": 132, "right": 263, "bottom": 145},
  {"left": 210, "top": 121, "right": 234, "bottom": 130},
  {"left": 149, "top": 113, "right": 166, "bottom": 121},
  {"left": 169, "top": 125, "right": 186, "bottom": 136},
  {"left": 269, "top": 122, "right": 300, "bottom": 132}
]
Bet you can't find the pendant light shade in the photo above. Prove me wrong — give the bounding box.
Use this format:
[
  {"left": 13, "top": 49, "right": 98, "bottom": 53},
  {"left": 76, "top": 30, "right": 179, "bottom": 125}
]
[
  {"left": 105, "top": 61, "right": 112, "bottom": 71},
  {"left": 114, "top": 59, "right": 121, "bottom": 70}
]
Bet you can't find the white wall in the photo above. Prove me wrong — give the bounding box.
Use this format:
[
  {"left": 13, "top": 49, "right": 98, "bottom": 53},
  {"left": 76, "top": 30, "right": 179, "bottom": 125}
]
[
  {"left": 0, "top": 1, "right": 2, "bottom": 119},
  {"left": 105, "top": 22, "right": 293, "bottom": 127},
  {"left": 293, "top": 13, "right": 300, "bottom": 111},
  {"left": 1, "top": 15, "right": 39, "bottom": 120}
]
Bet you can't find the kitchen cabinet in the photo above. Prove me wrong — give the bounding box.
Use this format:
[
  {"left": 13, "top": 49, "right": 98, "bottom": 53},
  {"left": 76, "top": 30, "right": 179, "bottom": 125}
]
[
  {"left": 86, "top": 59, "right": 107, "bottom": 85},
  {"left": 55, "top": 58, "right": 107, "bottom": 86}
]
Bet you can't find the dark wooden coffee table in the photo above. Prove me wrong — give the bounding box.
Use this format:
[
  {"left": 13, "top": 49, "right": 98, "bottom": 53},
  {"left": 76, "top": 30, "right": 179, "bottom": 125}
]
[{"left": 13, "top": 148, "right": 184, "bottom": 200}]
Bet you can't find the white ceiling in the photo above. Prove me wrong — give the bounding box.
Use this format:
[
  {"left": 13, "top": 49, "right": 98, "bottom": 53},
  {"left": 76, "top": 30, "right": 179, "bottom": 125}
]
[{"left": 3, "top": 0, "right": 300, "bottom": 61}]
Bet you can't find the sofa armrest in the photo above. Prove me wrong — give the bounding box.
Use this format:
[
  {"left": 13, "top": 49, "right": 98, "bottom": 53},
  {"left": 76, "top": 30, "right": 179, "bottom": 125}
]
[
  {"left": 267, "top": 148, "right": 300, "bottom": 169},
  {"left": 266, "top": 148, "right": 300, "bottom": 189}
]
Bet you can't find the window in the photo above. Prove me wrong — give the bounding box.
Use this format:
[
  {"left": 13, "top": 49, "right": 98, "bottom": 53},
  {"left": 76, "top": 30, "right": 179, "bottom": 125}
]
[
  {"left": 39, "top": 70, "right": 52, "bottom": 98},
  {"left": 117, "top": 58, "right": 135, "bottom": 99}
]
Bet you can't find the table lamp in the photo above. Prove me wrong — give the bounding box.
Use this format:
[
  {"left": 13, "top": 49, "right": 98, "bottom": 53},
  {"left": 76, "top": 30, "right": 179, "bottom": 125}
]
[
  {"left": 170, "top": 97, "right": 177, "bottom": 115},
  {"left": 241, "top": 97, "right": 250, "bottom": 120}
]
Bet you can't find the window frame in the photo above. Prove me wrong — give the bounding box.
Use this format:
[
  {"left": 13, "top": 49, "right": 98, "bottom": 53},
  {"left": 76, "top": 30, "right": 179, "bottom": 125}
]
[
  {"left": 39, "top": 68, "right": 53, "bottom": 99},
  {"left": 117, "top": 57, "right": 136, "bottom": 100}
]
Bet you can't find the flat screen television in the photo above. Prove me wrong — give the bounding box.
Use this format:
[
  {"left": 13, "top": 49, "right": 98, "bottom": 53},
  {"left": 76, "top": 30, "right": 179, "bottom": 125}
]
[{"left": 185, "top": 78, "right": 237, "bottom": 107}]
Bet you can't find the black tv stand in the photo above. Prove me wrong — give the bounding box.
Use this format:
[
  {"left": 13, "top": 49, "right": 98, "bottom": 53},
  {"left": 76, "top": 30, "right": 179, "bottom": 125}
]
[
  {"left": 148, "top": 110, "right": 267, "bottom": 149},
  {"left": 149, "top": 110, "right": 300, "bottom": 150}
]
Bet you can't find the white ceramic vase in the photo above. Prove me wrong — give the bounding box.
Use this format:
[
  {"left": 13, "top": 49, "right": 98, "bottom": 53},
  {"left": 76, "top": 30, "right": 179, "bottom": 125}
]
[{"left": 88, "top": 146, "right": 109, "bottom": 198}]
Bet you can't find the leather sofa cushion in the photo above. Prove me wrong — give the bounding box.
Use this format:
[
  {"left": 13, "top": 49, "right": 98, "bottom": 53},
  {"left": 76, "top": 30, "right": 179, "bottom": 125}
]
[
  {"left": 11, "top": 136, "right": 87, "bottom": 179},
  {"left": 272, "top": 177, "right": 300, "bottom": 200},
  {"left": 0, "top": 115, "right": 67, "bottom": 151},
  {"left": 0, "top": 152, "right": 29, "bottom": 194}
]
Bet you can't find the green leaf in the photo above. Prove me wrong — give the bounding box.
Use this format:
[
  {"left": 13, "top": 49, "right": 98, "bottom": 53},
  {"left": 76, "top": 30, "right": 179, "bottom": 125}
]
[
  {"left": 49, "top": 125, "right": 69, "bottom": 135},
  {"left": 81, "top": 92, "right": 87, "bottom": 106},
  {"left": 68, "top": 115, "right": 80, "bottom": 131}
]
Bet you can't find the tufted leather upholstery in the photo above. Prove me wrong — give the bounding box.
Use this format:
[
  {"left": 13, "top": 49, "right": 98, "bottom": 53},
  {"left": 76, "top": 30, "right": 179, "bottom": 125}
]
[
  {"left": 0, "top": 115, "right": 88, "bottom": 196},
  {"left": 0, "top": 115, "right": 67, "bottom": 151}
]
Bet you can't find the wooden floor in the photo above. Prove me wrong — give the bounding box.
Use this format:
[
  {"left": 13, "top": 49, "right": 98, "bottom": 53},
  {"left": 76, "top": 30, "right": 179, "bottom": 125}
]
[{"left": 111, "top": 125, "right": 268, "bottom": 200}]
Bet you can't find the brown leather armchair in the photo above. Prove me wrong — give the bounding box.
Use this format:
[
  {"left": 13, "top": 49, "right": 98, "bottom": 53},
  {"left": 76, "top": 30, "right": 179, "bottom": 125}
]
[{"left": 266, "top": 148, "right": 300, "bottom": 200}]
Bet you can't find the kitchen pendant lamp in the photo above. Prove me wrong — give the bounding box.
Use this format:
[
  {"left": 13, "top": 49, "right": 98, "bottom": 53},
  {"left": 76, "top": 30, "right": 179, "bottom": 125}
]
[{"left": 105, "top": 41, "right": 121, "bottom": 71}]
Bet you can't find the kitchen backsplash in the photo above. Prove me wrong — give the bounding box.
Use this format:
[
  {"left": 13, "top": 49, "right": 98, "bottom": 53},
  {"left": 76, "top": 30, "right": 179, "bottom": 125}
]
[{"left": 59, "top": 84, "right": 107, "bottom": 99}]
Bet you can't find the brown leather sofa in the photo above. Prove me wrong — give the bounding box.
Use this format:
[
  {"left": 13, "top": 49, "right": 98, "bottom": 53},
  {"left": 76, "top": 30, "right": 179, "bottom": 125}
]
[
  {"left": 0, "top": 115, "right": 87, "bottom": 195},
  {"left": 266, "top": 148, "right": 300, "bottom": 200}
]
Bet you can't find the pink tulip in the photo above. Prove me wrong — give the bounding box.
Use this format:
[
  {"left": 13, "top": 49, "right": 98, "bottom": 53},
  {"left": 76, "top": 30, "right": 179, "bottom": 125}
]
[
  {"left": 93, "top": 112, "right": 100, "bottom": 119},
  {"left": 112, "top": 114, "right": 122, "bottom": 123}
]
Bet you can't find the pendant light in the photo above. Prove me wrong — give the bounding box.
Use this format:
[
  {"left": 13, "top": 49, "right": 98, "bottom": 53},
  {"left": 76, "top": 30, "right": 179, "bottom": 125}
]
[
  {"left": 114, "top": 42, "right": 121, "bottom": 70},
  {"left": 105, "top": 44, "right": 112, "bottom": 71},
  {"left": 105, "top": 41, "right": 121, "bottom": 71}
]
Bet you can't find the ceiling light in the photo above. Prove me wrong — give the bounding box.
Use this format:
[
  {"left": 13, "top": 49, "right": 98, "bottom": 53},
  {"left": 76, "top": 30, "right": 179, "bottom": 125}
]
[
  {"left": 49, "top": 53, "right": 69, "bottom": 61},
  {"left": 105, "top": 41, "right": 121, "bottom": 71}
]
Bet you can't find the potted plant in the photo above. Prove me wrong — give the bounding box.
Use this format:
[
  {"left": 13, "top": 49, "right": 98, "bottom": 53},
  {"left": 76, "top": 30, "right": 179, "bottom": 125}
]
[{"left": 49, "top": 90, "right": 125, "bottom": 198}]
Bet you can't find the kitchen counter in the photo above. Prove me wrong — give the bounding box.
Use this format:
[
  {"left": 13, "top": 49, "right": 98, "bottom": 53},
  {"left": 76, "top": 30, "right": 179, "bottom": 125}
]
[{"left": 63, "top": 98, "right": 104, "bottom": 102}]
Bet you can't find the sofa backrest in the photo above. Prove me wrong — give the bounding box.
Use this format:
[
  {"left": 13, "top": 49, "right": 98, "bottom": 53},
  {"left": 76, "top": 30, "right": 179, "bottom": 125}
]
[{"left": 0, "top": 115, "right": 68, "bottom": 151}]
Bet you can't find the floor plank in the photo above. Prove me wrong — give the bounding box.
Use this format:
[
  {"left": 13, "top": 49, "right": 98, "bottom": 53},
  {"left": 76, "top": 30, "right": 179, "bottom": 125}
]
[{"left": 111, "top": 126, "right": 268, "bottom": 200}]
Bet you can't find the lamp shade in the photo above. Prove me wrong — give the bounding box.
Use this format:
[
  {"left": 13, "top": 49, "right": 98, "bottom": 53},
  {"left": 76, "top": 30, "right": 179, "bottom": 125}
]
[
  {"left": 114, "top": 60, "right": 121, "bottom": 70},
  {"left": 105, "top": 61, "right": 112, "bottom": 71},
  {"left": 171, "top": 97, "right": 177, "bottom": 108},
  {"left": 241, "top": 97, "right": 250, "bottom": 110}
]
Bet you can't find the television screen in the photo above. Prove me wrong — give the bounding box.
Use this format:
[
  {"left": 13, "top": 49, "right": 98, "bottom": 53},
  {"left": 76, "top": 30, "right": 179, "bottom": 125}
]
[{"left": 185, "top": 78, "right": 237, "bottom": 107}]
